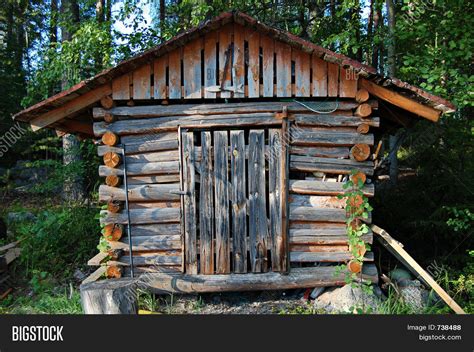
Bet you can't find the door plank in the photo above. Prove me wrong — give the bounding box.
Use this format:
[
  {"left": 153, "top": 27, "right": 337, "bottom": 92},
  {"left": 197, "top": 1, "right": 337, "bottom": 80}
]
[
  {"left": 268, "top": 129, "right": 282, "bottom": 271},
  {"left": 248, "top": 130, "right": 268, "bottom": 272},
  {"left": 214, "top": 131, "right": 230, "bottom": 273},
  {"left": 230, "top": 130, "right": 247, "bottom": 273}
]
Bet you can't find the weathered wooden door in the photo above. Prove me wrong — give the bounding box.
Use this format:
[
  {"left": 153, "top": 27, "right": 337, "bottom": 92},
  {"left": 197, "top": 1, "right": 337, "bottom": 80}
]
[{"left": 181, "top": 127, "right": 288, "bottom": 275}]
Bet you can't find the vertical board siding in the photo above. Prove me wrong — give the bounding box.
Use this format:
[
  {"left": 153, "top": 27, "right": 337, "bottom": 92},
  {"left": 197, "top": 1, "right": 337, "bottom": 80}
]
[
  {"left": 112, "top": 74, "right": 130, "bottom": 100},
  {"left": 248, "top": 130, "right": 268, "bottom": 272},
  {"left": 182, "top": 132, "right": 197, "bottom": 274},
  {"left": 183, "top": 38, "right": 202, "bottom": 99},
  {"left": 168, "top": 48, "right": 182, "bottom": 99},
  {"left": 214, "top": 131, "right": 230, "bottom": 273},
  {"left": 230, "top": 130, "right": 247, "bottom": 273},
  {"left": 339, "top": 67, "right": 358, "bottom": 97},
  {"left": 233, "top": 24, "right": 245, "bottom": 98},
  {"left": 268, "top": 129, "right": 282, "bottom": 271},
  {"left": 132, "top": 63, "right": 151, "bottom": 100},
  {"left": 294, "top": 51, "right": 310, "bottom": 97},
  {"left": 204, "top": 31, "right": 217, "bottom": 99},
  {"left": 328, "top": 62, "right": 339, "bottom": 97},
  {"left": 275, "top": 41, "right": 291, "bottom": 97},
  {"left": 154, "top": 54, "right": 168, "bottom": 99},
  {"left": 199, "top": 131, "right": 214, "bottom": 274},
  {"left": 261, "top": 35, "right": 274, "bottom": 97},
  {"left": 311, "top": 55, "right": 328, "bottom": 97},
  {"left": 246, "top": 29, "right": 260, "bottom": 98},
  {"left": 219, "top": 25, "right": 233, "bottom": 98}
]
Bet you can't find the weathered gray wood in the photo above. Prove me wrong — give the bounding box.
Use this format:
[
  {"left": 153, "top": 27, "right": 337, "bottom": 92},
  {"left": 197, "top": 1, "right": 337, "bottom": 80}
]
[
  {"left": 99, "top": 161, "right": 179, "bottom": 176},
  {"left": 80, "top": 279, "right": 137, "bottom": 314},
  {"left": 108, "top": 235, "right": 181, "bottom": 251},
  {"left": 280, "top": 118, "right": 290, "bottom": 273},
  {"left": 214, "top": 131, "right": 230, "bottom": 274},
  {"left": 119, "top": 132, "right": 178, "bottom": 145},
  {"left": 230, "top": 130, "right": 247, "bottom": 273},
  {"left": 182, "top": 132, "right": 197, "bottom": 275},
  {"left": 127, "top": 174, "right": 180, "bottom": 185},
  {"left": 290, "top": 228, "right": 373, "bottom": 245},
  {"left": 142, "top": 265, "right": 378, "bottom": 293},
  {"left": 268, "top": 129, "right": 282, "bottom": 271},
  {"left": 128, "top": 223, "right": 181, "bottom": 236},
  {"left": 248, "top": 130, "right": 268, "bottom": 272},
  {"left": 99, "top": 184, "right": 180, "bottom": 202},
  {"left": 289, "top": 179, "right": 374, "bottom": 196},
  {"left": 289, "top": 194, "right": 345, "bottom": 208},
  {"left": 82, "top": 267, "right": 107, "bottom": 285},
  {"left": 290, "top": 155, "right": 374, "bottom": 175},
  {"left": 98, "top": 139, "right": 179, "bottom": 156},
  {"left": 125, "top": 150, "right": 180, "bottom": 163},
  {"left": 289, "top": 206, "right": 372, "bottom": 223},
  {"left": 291, "top": 130, "right": 374, "bottom": 146},
  {"left": 100, "top": 208, "right": 180, "bottom": 225},
  {"left": 290, "top": 251, "right": 374, "bottom": 262},
  {"left": 290, "top": 146, "right": 350, "bottom": 159},
  {"left": 94, "top": 113, "right": 280, "bottom": 136},
  {"left": 199, "top": 131, "right": 214, "bottom": 274},
  {"left": 295, "top": 114, "right": 380, "bottom": 127},
  {"left": 111, "top": 253, "right": 182, "bottom": 266}
]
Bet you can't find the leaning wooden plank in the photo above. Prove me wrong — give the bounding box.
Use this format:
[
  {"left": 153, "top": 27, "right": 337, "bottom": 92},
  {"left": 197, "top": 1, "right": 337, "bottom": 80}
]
[
  {"left": 93, "top": 113, "right": 279, "bottom": 136},
  {"left": 311, "top": 55, "right": 328, "bottom": 97},
  {"left": 168, "top": 48, "right": 182, "bottom": 99},
  {"left": 109, "top": 235, "right": 181, "bottom": 251},
  {"left": 82, "top": 267, "right": 106, "bottom": 284},
  {"left": 294, "top": 50, "right": 310, "bottom": 97},
  {"left": 0, "top": 241, "right": 20, "bottom": 253},
  {"left": 92, "top": 101, "right": 374, "bottom": 119},
  {"left": 290, "top": 251, "right": 374, "bottom": 262},
  {"left": 203, "top": 31, "right": 217, "bottom": 99},
  {"left": 233, "top": 23, "right": 245, "bottom": 98},
  {"left": 100, "top": 208, "right": 180, "bottom": 225},
  {"left": 371, "top": 224, "right": 465, "bottom": 314},
  {"left": 268, "top": 129, "right": 282, "bottom": 271},
  {"left": 248, "top": 130, "right": 268, "bottom": 272},
  {"left": 360, "top": 79, "right": 441, "bottom": 122},
  {"left": 30, "top": 84, "right": 112, "bottom": 131},
  {"left": 214, "top": 131, "right": 230, "bottom": 274},
  {"left": 132, "top": 64, "right": 151, "bottom": 99},
  {"left": 98, "top": 184, "right": 180, "bottom": 202},
  {"left": 112, "top": 74, "right": 130, "bottom": 100},
  {"left": 182, "top": 132, "right": 197, "bottom": 274},
  {"left": 153, "top": 54, "right": 168, "bottom": 99},
  {"left": 290, "top": 206, "right": 372, "bottom": 223},
  {"left": 143, "top": 265, "right": 378, "bottom": 293},
  {"left": 87, "top": 252, "right": 109, "bottom": 266},
  {"left": 1, "top": 247, "right": 21, "bottom": 265},
  {"left": 294, "top": 114, "right": 380, "bottom": 127},
  {"left": 230, "top": 130, "right": 247, "bottom": 273},
  {"left": 289, "top": 179, "right": 374, "bottom": 197},
  {"left": 291, "top": 130, "right": 374, "bottom": 146},
  {"left": 275, "top": 41, "right": 291, "bottom": 97},
  {"left": 200, "top": 132, "right": 214, "bottom": 274},
  {"left": 246, "top": 28, "right": 260, "bottom": 98},
  {"left": 183, "top": 38, "right": 202, "bottom": 99},
  {"left": 99, "top": 161, "right": 179, "bottom": 177}
]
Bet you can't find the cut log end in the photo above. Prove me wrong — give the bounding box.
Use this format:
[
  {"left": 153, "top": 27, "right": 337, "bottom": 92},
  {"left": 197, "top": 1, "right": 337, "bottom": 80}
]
[
  {"left": 106, "top": 265, "right": 123, "bottom": 279},
  {"left": 105, "top": 175, "right": 121, "bottom": 187},
  {"left": 103, "top": 152, "right": 121, "bottom": 168},
  {"left": 102, "top": 131, "right": 119, "bottom": 146},
  {"left": 351, "top": 171, "right": 367, "bottom": 185},
  {"left": 355, "top": 103, "right": 372, "bottom": 118},
  {"left": 355, "top": 88, "right": 370, "bottom": 103},
  {"left": 348, "top": 260, "right": 362, "bottom": 274},
  {"left": 351, "top": 144, "right": 371, "bottom": 161},
  {"left": 104, "top": 112, "right": 116, "bottom": 123},
  {"left": 100, "top": 96, "right": 115, "bottom": 110},
  {"left": 357, "top": 123, "right": 370, "bottom": 134},
  {"left": 107, "top": 200, "right": 123, "bottom": 213},
  {"left": 103, "top": 223, "right": 124, "bottom": 241}
]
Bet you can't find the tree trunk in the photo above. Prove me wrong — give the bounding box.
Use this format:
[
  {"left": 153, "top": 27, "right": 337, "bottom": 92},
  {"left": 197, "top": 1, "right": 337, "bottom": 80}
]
[
  {"left": 61, "top": 0, "right": 84, "bottom": 202},
  {"left": 367, "top": 0, "right": 374, "bottom": 65},
  {"left": 159, "top": 0, "right": 166, "bottom": 40}
]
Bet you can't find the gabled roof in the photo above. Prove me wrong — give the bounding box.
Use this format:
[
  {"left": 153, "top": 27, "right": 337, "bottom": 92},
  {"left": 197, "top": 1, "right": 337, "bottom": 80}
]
[{"left": 13, "top": 11, "right": 455, "bottom": 132}]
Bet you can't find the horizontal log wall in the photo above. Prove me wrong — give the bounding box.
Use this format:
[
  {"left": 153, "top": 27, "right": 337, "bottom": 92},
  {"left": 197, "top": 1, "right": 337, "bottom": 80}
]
[
  {"left": 109, "top": 24, "right": 359, "bottom": 101},
  {"left": 92, "top": 99, "right": 378, "bottom": 278}
]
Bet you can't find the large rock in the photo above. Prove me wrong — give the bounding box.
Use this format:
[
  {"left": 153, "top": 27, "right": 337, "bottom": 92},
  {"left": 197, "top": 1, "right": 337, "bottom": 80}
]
[
  {"left": 314, "top": 284, "right": 384, "bottom": 313},
  {"left": 399, "top": 280, "right": 429, "bottom": 313}
]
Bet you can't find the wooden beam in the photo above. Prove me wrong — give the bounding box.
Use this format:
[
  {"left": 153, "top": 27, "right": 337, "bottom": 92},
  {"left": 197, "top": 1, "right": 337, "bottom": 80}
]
[
  {"left": 360, "top": 79, "right": 440, "bottom": 122},
  {"left": 371, "top": 224, "right": 466, "bottom": 314},
  {"left": 56, "top": 119, "right": 94, "bottom": 136},
  {"left": 30, "top": 84, "right": 112, "bottom": 131}
]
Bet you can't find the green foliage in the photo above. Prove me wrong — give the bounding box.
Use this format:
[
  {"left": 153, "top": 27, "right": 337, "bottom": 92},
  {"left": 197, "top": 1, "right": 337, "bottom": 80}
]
[{"left": 12, "top": 206, "right": 99, "bottom": 282}]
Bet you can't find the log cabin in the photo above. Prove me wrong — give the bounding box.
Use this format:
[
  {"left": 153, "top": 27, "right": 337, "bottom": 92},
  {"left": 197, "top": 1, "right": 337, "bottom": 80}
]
[{"left": 14, "top": 11, "right": 455, "bottom": 296}]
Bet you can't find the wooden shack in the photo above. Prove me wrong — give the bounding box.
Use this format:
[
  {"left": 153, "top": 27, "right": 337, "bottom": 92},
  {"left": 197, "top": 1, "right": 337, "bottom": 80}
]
[{"left": 14, "top": 11, "right": 455, "bottom": 296}]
